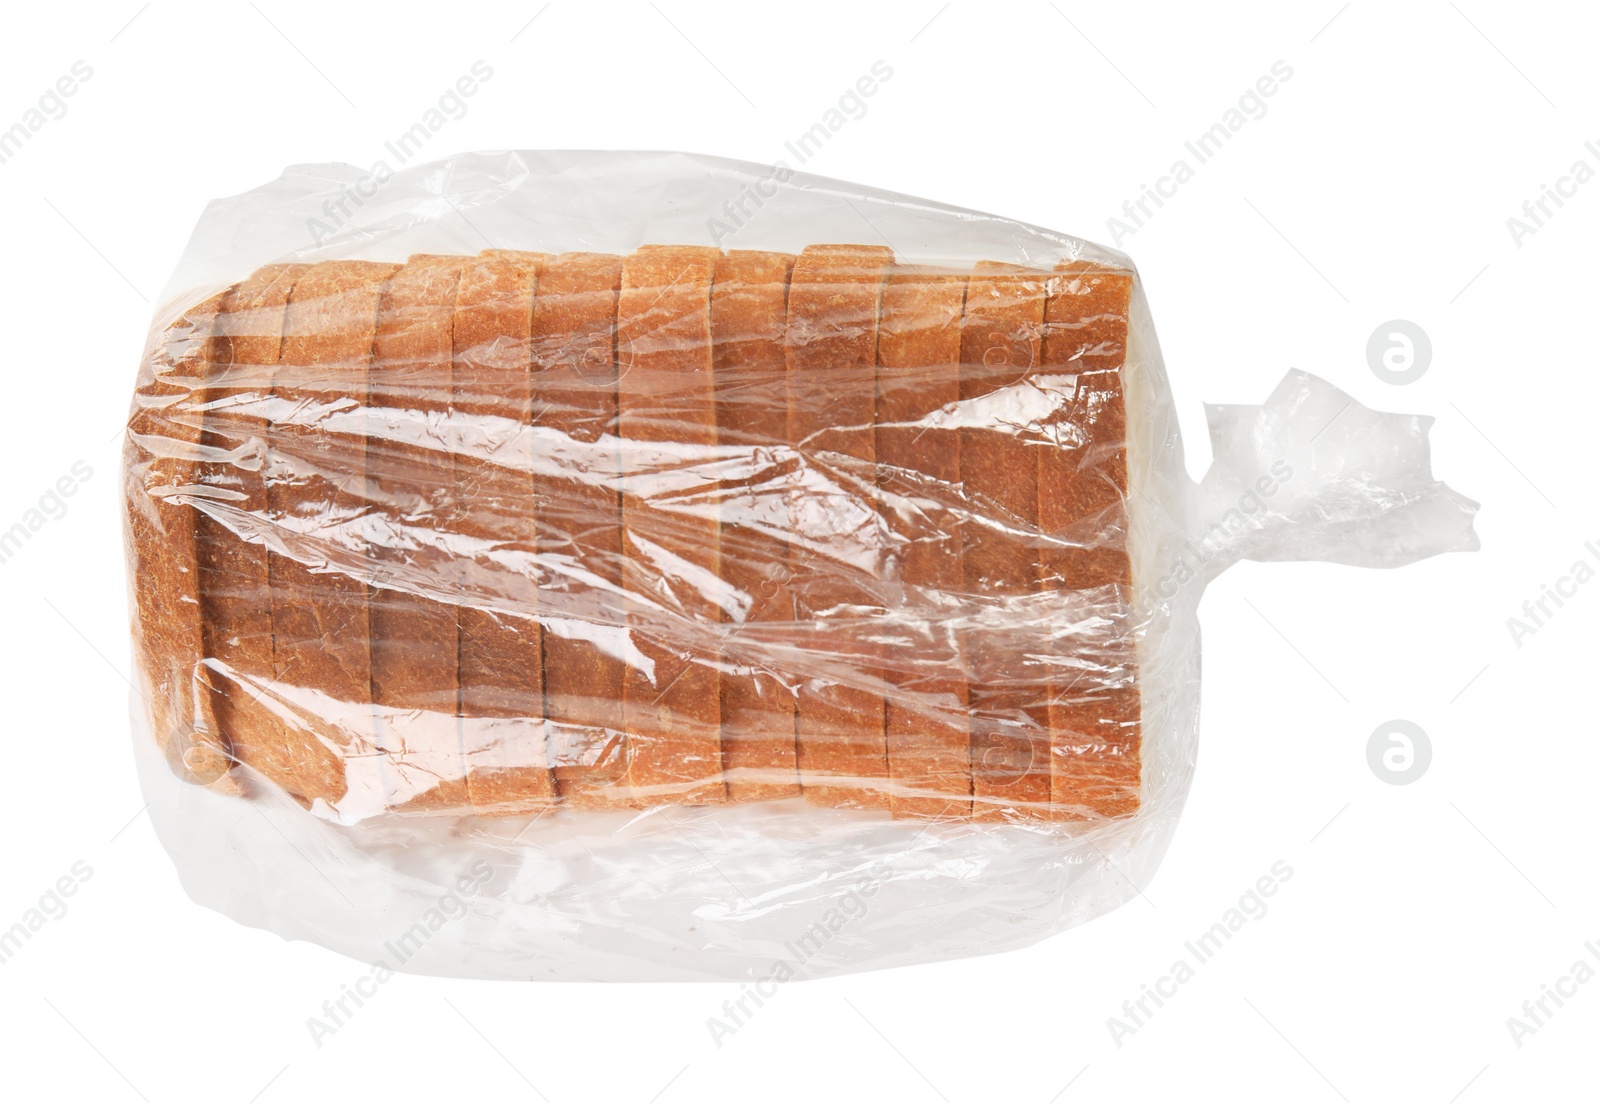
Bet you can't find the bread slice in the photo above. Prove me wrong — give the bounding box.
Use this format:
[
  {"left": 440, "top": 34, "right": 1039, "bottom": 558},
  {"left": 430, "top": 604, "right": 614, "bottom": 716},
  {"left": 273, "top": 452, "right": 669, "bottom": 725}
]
[
  {"left": 711, "top": 249, "right": 800, "bottom": 801},
  {"left": 785, "top": 243, "right": 894, "bottom": 809},
  {"left": 127, "top": 289, "right": 231, "bottom": 784},
  {"left": 529, "top": 252, "right": 631, "bottom": 808},
  {"left": 367, "top": 255, "right": 470, "bottom": 811},
  {"left": 617, "top": 245, "right": 726, "bottom": 805},
  {"left": 271, "top": 260, "right": 397, "bottom": 808},
  {"left": 959, "top": 260, "right": 1051, "bottom": 821},
  {"left": 199, "top": 264, "right": 308, "bottom": 799},
  {"left": 875, "top": 267, "right": 971, "bottom": 819},
  {"left": 1038, "top": 261, "right": 1140, "bottom": 819},
  {"left": 453, "top": 249, "right": 555, "bottom": 815}
]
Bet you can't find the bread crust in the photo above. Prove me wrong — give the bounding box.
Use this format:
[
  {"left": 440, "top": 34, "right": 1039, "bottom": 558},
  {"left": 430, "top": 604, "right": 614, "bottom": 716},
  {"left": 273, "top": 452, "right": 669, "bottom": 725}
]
[
  {"left": 453, "top": 249, "right": 555, "bottom": 815},
  {"left": 364, "top": 255, "right": 475, "bottom": 811},
  {"left": 959, "top": 260, "right": 1051, "bottom": 821},
  {"left": 127, "top": 289, "right": 232, "bottom": 785},
  {"left": 272, "top": 259, "right": 398, "bottom": 807},
  {"left": 876, "top": 267, "right": 971, "bottom": 819},
  {"left": 530, "top": 252, "right": 631, "bottom": 808},
  {"left": 618, "top": 245, "right": 726, "bottom": 805},
  {"left": 786, "top": 244, "right": 894, "bottom": 809},
  {"left": 200, "top": 264, "right": 308, "bottom": 800},
  {"left": 1038, "top": 262, "right": 1140, "bottom": 819},
  {"left": 712, "top": 249, "right": 800, "bottom": 801}
]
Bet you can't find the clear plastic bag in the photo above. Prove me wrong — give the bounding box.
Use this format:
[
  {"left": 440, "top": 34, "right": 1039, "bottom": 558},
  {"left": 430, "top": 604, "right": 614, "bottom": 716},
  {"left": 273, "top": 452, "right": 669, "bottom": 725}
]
[{"left": 123, "top": 151, "right": 1478, "bottom": 980}]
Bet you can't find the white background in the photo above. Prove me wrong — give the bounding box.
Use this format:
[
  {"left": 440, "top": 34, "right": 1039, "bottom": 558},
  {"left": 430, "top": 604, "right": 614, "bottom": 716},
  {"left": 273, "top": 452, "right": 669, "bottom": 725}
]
[{"left": 0, "top": 1, "right": 1594, "bottom": 1103}]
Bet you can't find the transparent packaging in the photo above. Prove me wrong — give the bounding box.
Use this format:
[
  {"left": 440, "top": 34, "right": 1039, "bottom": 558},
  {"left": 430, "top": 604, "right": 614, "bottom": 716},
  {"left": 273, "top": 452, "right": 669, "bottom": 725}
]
[{"left": 123, "top": 151, "right": 1478, "bottom": 980}]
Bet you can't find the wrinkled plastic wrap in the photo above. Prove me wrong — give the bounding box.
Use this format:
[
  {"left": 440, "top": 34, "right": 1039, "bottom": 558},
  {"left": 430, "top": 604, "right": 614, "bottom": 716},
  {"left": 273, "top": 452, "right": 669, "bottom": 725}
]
[{"left": 123, "top": 151, "right": 1479, "bottom": 980}]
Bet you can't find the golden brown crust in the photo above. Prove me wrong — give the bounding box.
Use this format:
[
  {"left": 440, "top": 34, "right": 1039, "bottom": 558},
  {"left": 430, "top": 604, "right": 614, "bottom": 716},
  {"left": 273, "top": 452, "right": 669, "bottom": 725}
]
[
  {"left": 200, "top": 264, "right": 308, "bottom": 800},
  {"left": 786, "top": 244, "right": 894, "bottom": 810},
  {"left": 530, "top": 252, "right": 631, "bottom": 809},
  {"left": 365, "top": 255, "right": 471, "bottom": 812},
  {"left": 960, "top": 260, "right": 1051, "bottom": 822},
  {"left": 453, "top": 249, "right": 555, "bottom": 815},
  {"left": 1039, "top": 262, "right": 1140, "bottom": 819},
  {"left": 712, "top": 249, "right": 800, "bottom": 801},
  {"left": 876, "top": 267, "right": 971, "bottom": 819},
  {"left": 127, "top": 289, "right": 231, "bottom": 784},
  {"left": 618, "top": 245, "right": 726, "bottom": 805},
  {"left": 271, "top": 259, "right": 397, "bottom": 807}
]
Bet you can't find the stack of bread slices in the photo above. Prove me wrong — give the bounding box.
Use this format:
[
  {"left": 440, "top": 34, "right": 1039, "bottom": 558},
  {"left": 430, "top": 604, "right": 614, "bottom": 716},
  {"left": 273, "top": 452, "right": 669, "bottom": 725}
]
[{"left": 125, "top": 244, "right": 1140, "bottom": 822}]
